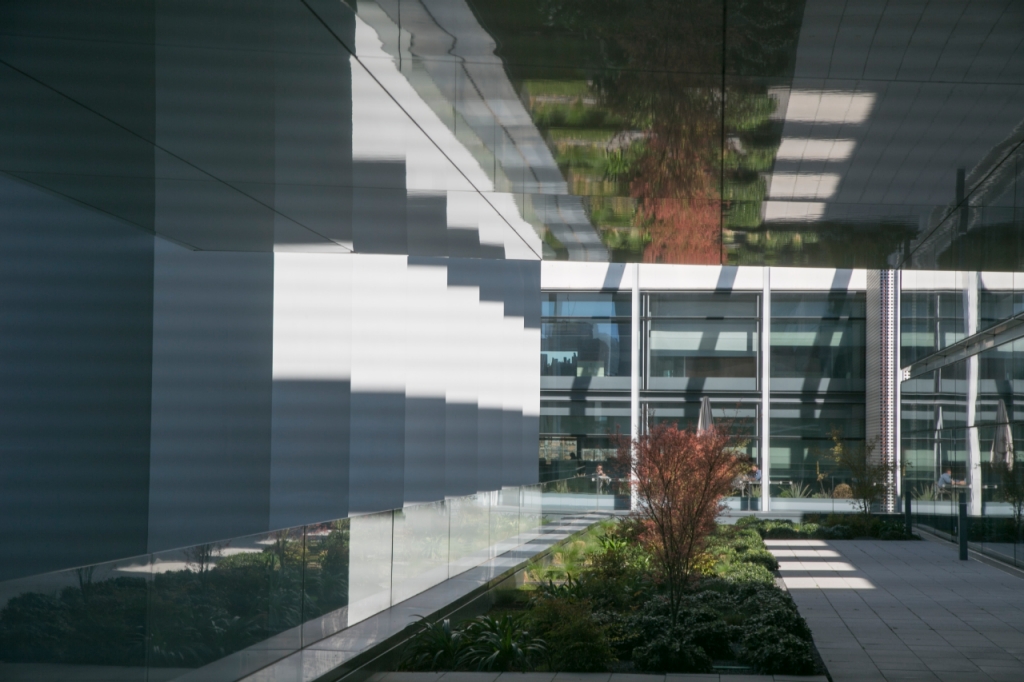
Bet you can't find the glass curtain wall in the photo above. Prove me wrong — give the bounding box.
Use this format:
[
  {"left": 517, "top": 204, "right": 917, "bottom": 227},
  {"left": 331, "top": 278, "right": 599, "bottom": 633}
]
[
  {"left": 541, "top": 292, "right": 631, "bottom": 388},
  {"left": 643, "top": 292, "right": 762, "bottom": 507},
  {"left": 904, "top": 340, "right": 1024, "bottom": 567},
  {"left": 540, "top": 293, "right": 631, "bottom": 500},
  {"left": 646, "top": 293, "right": 759, "bottom": 391},
  {"left": 770, "top": 293, "right": 866, "bottom": 503},
  {"left": 538, "top": 399, "right": 629, "bottom": 482},
  {"left": 895, "top": 83, "right": 1024, "bottom": 558}
]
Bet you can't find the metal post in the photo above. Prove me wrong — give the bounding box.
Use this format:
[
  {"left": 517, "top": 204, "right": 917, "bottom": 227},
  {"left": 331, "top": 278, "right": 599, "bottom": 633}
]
[
  {"left": 630, "top": 264, "right": 640, "bottom": 511},
  {"left": 761, "top": 268, "right": 771, "bottom": 511},
  {"left": 904, "top": 489, "right": 912, "bottom": 537},
  {"left": 958, "top": 492, "right": 968, "bottom": 561}
]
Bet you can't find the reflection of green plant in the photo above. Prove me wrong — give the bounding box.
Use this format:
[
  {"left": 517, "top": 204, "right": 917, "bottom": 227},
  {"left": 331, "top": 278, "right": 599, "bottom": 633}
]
[
  {"left": 832, "top": 483, "right": 853, "bottom": 499},
  {"left": 184, "top": 543, "right": 220, "bottom": 573},
  {"left": 993, "top": 461, "right": 1024, "bottom": 537},
  {"left": 779, "top": 482, "right": 810, "bottom": 498},
  {"left": 826, "top": 429, "right": 891, "bottom": 514},
  {"left": 0, "top": 527, "right": 351, "bottom": 669},
  {"left": 913, "top": 485, "right": 937, "bottom": 501}
]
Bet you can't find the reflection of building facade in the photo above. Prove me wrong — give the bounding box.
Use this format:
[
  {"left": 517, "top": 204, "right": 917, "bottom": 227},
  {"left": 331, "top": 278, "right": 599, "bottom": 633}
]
[
  {"left": 539, "top": 263, "right": 872, "bottom": 510},
  {"left": 4, "top": 0, "right": 1024, "bottom": 677},
  {"left": 901, "top": 271, "right": 1024, "bottom": 519}
]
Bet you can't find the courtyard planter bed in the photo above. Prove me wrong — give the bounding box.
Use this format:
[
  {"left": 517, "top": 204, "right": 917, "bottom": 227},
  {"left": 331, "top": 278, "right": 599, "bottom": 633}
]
[{"left": 396, "top": 519, "right": 826, "bottom": 676}]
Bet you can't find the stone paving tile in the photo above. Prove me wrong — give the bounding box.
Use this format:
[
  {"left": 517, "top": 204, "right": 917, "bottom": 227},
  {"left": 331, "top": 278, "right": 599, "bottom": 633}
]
[
  {"left": 494, "top": 674, "right": 556, "bottom": 682},
  {"left": 980, "top": 666, "right": 1024, "bottom": 682},
  {"left": 377, "top": 674, "right": 446, "bottom": 682},
  {"left": 769, "top": 538, "right": 1024, "bottom": 682},
  {"left": 552, "top": 673, "right": 611, "bottom": 682},
  {"left": 877, "top": 674, "right": 943, "bottom": 681},
  {"left": 441, "top": 674, "right": 500, "bottom": 682},
  {"left": 606, "top": 675, "right": 665, "bottom": 682}
]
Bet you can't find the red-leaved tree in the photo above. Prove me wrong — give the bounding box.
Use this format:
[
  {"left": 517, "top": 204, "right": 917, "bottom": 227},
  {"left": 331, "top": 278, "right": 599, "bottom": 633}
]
[{"left": 616, "top": 423, "right": 745, "bottom": 623}]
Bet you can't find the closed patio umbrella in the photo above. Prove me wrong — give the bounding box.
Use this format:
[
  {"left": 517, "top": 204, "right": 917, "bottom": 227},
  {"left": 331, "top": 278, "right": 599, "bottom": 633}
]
[
  {"left": 933, "top": 405, "right": 943, "bottom": 474},
  {"left": 990, "top": 398, "right": 1014, "bottom": 470},
  {"left": 697, "top": 396, "right": 713, "bottom": 433}
]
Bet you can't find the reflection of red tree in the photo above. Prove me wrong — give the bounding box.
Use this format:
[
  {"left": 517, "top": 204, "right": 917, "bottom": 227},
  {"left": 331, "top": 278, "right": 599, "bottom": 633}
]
[
  {"left": 588, "top": 0, "right": 725, "bottom": 265},
  {"left": 639, "top": 196, "right": 721, "bottom": 265},
  {"left": 630, "top": 121, "right": 723, "bottom": 264}
]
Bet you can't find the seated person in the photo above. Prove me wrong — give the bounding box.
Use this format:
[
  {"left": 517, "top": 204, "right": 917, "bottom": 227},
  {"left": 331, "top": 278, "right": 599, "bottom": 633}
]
[
  {"left": 734, "top": 463, "right": 761, "bottom": 496},
  {"left": 936, "top": 468, "right": 964, "bottom": 497}
]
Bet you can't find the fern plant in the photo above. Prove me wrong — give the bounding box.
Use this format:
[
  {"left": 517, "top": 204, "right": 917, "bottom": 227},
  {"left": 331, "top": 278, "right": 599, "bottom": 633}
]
[
  {"left": 460, "top": 615, "right": 546, "bottom": 671},
  {"left": 400, "top": 619, "right": 467, "bottom": 671}
]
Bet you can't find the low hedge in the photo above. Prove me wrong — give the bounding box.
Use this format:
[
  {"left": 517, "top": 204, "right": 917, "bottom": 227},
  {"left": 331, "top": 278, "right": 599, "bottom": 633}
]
[{"left": 737, "top": 514, "right": 915, "bottom": 540}]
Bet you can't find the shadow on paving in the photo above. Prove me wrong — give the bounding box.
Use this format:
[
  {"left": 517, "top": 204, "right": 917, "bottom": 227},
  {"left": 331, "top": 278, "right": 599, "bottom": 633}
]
[{"left": 767, "top": 538, "right": 1024, "bottom": 682}]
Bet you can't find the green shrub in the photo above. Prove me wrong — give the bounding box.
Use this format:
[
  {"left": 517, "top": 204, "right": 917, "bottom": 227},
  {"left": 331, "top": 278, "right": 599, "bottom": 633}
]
[
  {"left": 763, "top": 524, "right": 800, "bottom": 539},
  {"left": 876, "top": 521, "right": 911, "bottom": 540},
  {"left": 740, "top": 627, "right": 816, "bottom": 674},
  {"left": 742, "top": 601, "right": 812, "bottom": 641},
  {"left": 729, "top": 529, "right": 765, "bottom": 553},
  {"left": 632, "top": 632, "right": 713, "bottom": 673},
  {"left": 735, "top": 516, "right": 761, "bottom": 528},
  {"left": 719, "top": 562, "right": 776, "bottom": 585},
  {"left": 738, "top": 548, "right": 779, "bottom": 572},
  {"left": 528, "top": 599, "right": 613, "bottom": 672},
  {"left": 820, "top": 524, "right": 854, "bottom": 540},
  {"left": 797, "top": 522, "right": 820, "bottom": 536},
  {"left": 578, "top": 534, "right": 653, "bottom": 609},
  {"left": 679, "top": 608, "right": 736, "bottom": 659}
]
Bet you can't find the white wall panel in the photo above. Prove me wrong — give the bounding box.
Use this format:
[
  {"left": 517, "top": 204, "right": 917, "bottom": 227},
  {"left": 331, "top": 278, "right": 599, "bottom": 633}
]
[
  {"left": 892, "top": 269, "right": 960, "bottom": 290},
  {"left": 979, "top": 271, "right": 1015, "bottom": 290},
  {"left": 270, "top": 253, "right": 353, "bottom": 528},
  {"left": 351, "top": 58, "right": 405, "bottom": 162},
  {"left": 444, "top": 280, "right": 482, "bottom": 405},
  {"left": 770, "top": 267, "right": 866, "bottom": 291},
  {"left": 640, "top": 264, "right": 764, "bottom": 291},
  {"left": 405, "top": 262, "right": 451, "bottom": 398},
  {"left": 541, "top": 261, "right": 628, "bottom": 290},
  {"left": 272, "top": 254, "right": 352, "bottom": 380},
  {"left": 350, "top": 255, "right": 407, "bottom": 393}
]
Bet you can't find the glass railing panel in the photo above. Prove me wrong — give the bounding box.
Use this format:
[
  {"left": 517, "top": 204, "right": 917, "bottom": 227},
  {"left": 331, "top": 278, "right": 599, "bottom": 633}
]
[
  {"left": 147, "top": 528, "right": 304, "bottom": 682},
  {"left": 0, "top": 479, "right": 594, "bottom": 682},
  {"left": 520, "top": 483, "right": 543, "bottom": 536},
  {"left": 447, "top": 493, "right": 492, "bottom": 577},
  {"left": 490, "top": 487, "right": 521, "bottom": 555},
  {"left": 541, "top": 476, "right": 597, "bottom": 521},
  {"left": 0, "top": 554, "right": 150, "bottom": 682},
  {"left": 346, "top": 511, "right": 393, "bottom": 626},
  {"left": 300, "top": 519, "right": 351, "bottom": 647},
  {"left": 390, "top": 500, "right": 450, "bottom": 605}
]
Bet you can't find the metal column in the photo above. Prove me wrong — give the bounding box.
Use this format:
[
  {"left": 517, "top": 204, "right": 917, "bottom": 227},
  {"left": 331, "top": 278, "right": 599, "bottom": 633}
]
[
  {"left": 630, "top": 264, "right": 640, "bottom": 509},
  {"left": 761, "top": 268, "right": 771, "bottom": 511}
]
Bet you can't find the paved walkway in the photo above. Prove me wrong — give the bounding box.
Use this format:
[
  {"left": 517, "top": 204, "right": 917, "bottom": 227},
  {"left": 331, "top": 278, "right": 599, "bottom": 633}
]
[{"left": 768, "top": 537, "right": 1024, "bottom": 682}]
